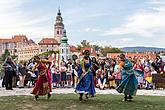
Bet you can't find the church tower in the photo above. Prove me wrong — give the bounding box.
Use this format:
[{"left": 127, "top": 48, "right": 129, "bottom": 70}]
[
  {"left": 54, "top": 9, "right": 64, "bottom": 43},
  {"left": 59, "top": 30, "right": 71, "bottom": 63}
]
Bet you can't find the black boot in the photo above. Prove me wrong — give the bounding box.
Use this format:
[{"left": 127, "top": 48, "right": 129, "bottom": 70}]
[
  {"left": 79, "top": 93, "right": 83, "bottom": 102},
  {"left": 123, "top": 95, "right": 128, "bottom": 101},
  {"left": 85, "top": 94, "right": 88, "bottom": 100},
  {"left": 35, "top": 95, "right": 39, "bottom": 101},
  {"left": 48, "top": 93, "right": 51, "bottom": 99},
  {"left": 128, "top": 95, "right": 133, "bottom": 101}
]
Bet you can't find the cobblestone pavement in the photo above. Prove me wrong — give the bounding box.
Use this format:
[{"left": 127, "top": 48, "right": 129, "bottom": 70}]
[{"left": 0, "top": 80, "right": 165, "bottom": 97}]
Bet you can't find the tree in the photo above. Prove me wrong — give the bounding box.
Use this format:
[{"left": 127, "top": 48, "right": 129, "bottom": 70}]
[
  {"left": 101, "top": 47, "right": 124, "bottom": 56},
  {"left": 72, "top": 54, "right": 78, "bottom": 61},
  {"left": 77, "top": 45, "right": 82, "bottom": 52},
  {"left": 93, "top": 45, "right": 100, "bottom": 51},
  {"left": 0, "top": 49, "right": 10, "bottom": 61},
  {"left": 81, "top": 40, "right": 91, "bottom": 48}
]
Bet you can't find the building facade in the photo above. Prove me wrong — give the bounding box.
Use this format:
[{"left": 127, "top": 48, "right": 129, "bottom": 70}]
[
  {"left": 38, "top": 38, "right": 60, "bottom": 53},
  {"left": 17, "top": 44, "right": 39, "bottom": 62},
  {"left": 0, "top": 35, "right": 35, "bottom": 55}
]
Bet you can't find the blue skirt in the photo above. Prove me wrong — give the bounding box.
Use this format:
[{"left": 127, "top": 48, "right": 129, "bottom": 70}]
[
  {"left": 61, "top": 72, "right": 66, "bottom": 82},
  {"left": 66, "top": 72, "right": 72, "bottom": 81},
  {"left": 75, "top": 71, "right": 96, "bottom": 96},
  {"left": 52, "top": 73, "right": 60, "bottom": 83},
  {"left": 116, "top": 69, "right": 144, "bottom": 96}
]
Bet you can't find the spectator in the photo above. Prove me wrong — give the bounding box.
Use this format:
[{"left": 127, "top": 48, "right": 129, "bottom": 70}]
[{"left": 3, "top": 56, "right": 16, "bottom": 90}]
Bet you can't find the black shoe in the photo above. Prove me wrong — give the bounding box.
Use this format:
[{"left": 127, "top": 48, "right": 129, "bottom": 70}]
[
  {"left": 35, "top": 95, "right": 39, "bottom": 101},
  {"left": 79, "top": 96, "right": 83, "bottom": 102},
  {"left": 123, "top": 96, "right": 128, "bottom": 102},
  {"left": 85, "top": 94, "right": 88, "bottom": 99},
  {"left": 6, "top": 88, "right": 10, "bottom": 90},
  {"left": 48, "top": 94, "right": 51, "bottom": 99},
  {"left": 128, "top": 96, "right": 133, "bottom": 101},
  {"left": 6, "top": 88, "right": 13, "bottom": 90}
]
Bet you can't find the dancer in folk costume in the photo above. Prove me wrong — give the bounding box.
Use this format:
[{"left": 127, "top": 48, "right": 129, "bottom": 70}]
[
  {"left": 31, "top": 56, "right": 52, "bottom": 100},
  {"left": 113, "top": 54, "right": 144, "bottom": 101},
  {"left": 75, "top": 50, "right": 96, "bottom": 101}
]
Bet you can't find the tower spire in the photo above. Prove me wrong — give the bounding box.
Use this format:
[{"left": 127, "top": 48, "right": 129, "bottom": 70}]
[{"left": 57, "top": 6, "right": 61, "bottom": 16}]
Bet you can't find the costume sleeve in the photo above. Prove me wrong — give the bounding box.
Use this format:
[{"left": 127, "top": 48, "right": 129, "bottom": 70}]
[
  {"left": 80, "top": 59, "right": 85, "bottom": 70},
  {"left": 41, "top": 59, "right": 51, "bottom": 64},
  {"left": 32, "top": 63, "right": 39, "bottom": 72},
  {"left": 119, "top": 61, "right": 124, "bottom": 70}
]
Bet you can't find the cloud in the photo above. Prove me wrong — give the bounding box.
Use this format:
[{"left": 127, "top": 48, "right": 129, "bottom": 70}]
[
  {"left": 84, "top": 27, "right": 101, "bottom": 32},
  {"left": 91, "top": 41, "right": 112, "bottom": 47},
  {"left": 0, "top": 0, "right": 52, "bottom": 41},
  {"left": 102, "top": 1, "right": 165, "bottom": 37}
]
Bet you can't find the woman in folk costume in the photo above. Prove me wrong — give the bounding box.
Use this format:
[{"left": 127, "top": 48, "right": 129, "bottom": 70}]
[
  {"left": 31, "top": 56, "right": 52, "bottom": 100},
  {"left": 91, "top": 57, "right": 99, "bottom": 87},
  {"left": 113, "top": 54, "right": 144, "bottom": 101},
  {"left": 133, "top": 58, "right": 144, "bottom": 89},
  {"left": 75, "top": 50, "right": 96, "bottom": 101}
]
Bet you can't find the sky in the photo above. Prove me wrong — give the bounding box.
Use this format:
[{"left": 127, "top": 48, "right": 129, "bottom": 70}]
[{"left": 0, "top": 0, "right": 165, "bottom": 48}]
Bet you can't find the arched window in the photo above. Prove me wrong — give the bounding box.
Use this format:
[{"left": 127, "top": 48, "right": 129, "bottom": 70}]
[
  {"left": 57, "top": 30, "right": 59, "bottom": 34},
  {"left": 60, "top": 30, "right": 62, "bottom": 34}
]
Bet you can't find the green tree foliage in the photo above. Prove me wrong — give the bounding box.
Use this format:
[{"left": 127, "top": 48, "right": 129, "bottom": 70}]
[
  {"left": 100, "top": 47, "right": 124, "bottom": 56},
  {"left": 72, "top": 54, "right": 78, "bottom": 61},
  {"left": 81, "top": 40, "right": 90, "bottom": 48},
  {"left": 37, "top": 50, "right": 59, "bottom": 57},
  {"left": 0, "top": 49, "right": 10, "bottom": 61}
]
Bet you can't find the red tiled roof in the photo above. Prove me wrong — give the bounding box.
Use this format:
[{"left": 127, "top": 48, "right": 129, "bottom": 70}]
[
  {"left": 0, "top": 35, "right": 28, "bottom": 43},
  {"left": 107, "top": 53, "right": 156, "bottom": 59},
  {"left": 38, "top": 38, "right": 60, "bottom": 45},
  {"left": 0, "top": 39, "right": 12, "bottom": 43},
  {"left": 12, "top": 35, "right": 28, "bottom": 42},
  {"left": 28, "top": 39, "right": 35, "bottom": 44},
  {"left": 70, "top": 45, "right": 78, "bottom": 52}
]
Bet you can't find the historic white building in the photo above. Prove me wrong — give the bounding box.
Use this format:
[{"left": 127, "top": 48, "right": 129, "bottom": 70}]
[{"left": 59, "top": 30, "right": 71, "bottom": 63}]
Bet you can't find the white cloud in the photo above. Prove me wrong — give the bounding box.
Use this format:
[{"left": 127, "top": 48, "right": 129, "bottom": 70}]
[
  {"left": 102, "top": 1, "right": 165, "bottom": 38},
  {"left": 91, "top": 41, "right": 112, "bottom": 47},
  {"left": 0, "top": 0, "right": 52, "bottom": 41},
  {"left": 84, "top": 27, "right": 101, "bottom": 32}
]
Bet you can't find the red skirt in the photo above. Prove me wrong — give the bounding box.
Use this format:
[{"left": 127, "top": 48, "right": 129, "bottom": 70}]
[{"left": 31, "top": 71, "right": 52, "bottom": 96}]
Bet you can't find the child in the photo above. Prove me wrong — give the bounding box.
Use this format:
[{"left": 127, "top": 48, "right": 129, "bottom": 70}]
[
  {"left": 97, "top": 73, "right": 106, "bottom": 90},
  {"left": 66, "top": 64, "right": 72, "bottom": 88},
  {"left": 60, "top": 62, "right": 67, "bottom": 88}
]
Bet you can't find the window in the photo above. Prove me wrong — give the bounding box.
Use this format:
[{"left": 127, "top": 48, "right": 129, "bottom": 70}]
[
  {"left": 60, "top": 30, "right": 62, "bottom": 34},
  {"left": 57, "top": 30, "right": 59, "bottom": 34},
  {"left": 66, "top": 49, "right": 68, "bottom": 54},
  {"left": 62, "top": 49, "right": 64, "bottom": 54}
]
